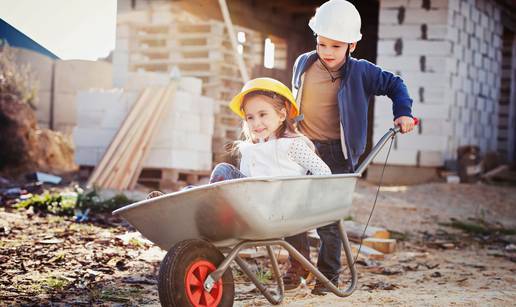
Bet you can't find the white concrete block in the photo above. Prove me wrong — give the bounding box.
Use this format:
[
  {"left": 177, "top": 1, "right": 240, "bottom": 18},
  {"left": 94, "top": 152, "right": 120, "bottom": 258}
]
[
  {"left": 13, "top": 48, "right": 54, "bottom": 91},
  {"left": 377, "top": 55, "right": 448, "bottom": 73},
  {"left": 54, "top": 92, "right": 77, "bottom": 125},
  {"left": 100, "top": 102, "right": 127, "bottom": 129},
  {"left": 144, "top": 148, "right": 173, "bottom": 168},
  {"left": 179, "top": 77, "right": 203, "bottom": 96},
  {"left": 198, "top": 151, "right": 212, "bottom": 170},
  {"left": 116, "top": 38, "right": 130, "bottom": 50},
  {"left": 116, "top": 24, "right": 130, "bottom": 39},
  {"left": 171, "top": 91, "right": 198, "bottom": 113},
  {"left": 123, "top": 71, "right": 169, "bottom": 91},
  {"left": 407, "top": 0, "right": 448, "bottom": 8},
  {"left": 380, "top": 0, "right": 408, "bottom": 8},
  {"left": 54, "top": 60, "right": 113, "bottom": 93},
  {"left": 75, "top": 147, "right": 102, "bottom": 166},
  {"left": 372, "top": 147, "right": 418, "bottom": 166},
  {"left": 171, "top": 149, "right": 201, "bottom": 170},
  {"left": 404, "top": 8, "right": 449, "bottom": 24},
  {"left": 397, "top": 133, "right": 448, "bottom": 151},
  {"left": 402, "top": 72, "right": 446, "bottom": 89},
  {"left": 419, "top": 150, "right": 444, "bottom": 166},
  {"left": 379, "top": 9, "right": 400, "bottom": 25},
  {"left": 200, "top": 114, "right": 215, "bottom": 135},
  {"left": 35, "top": 90, "right": 52, "bottom": 124},
  {"left": 77, "top": 110, "right": 104, "bottom": 128},
  {"left": 420, "top": 118, "right": 451, "bottom": 135},
  {"left": 198, "top": 96, "right": 215, "bottom": 115},
  {"left": 73, "top": 127, "right": 116, "bottom": 147},
  {"left": 378, "top": 40, "right": 452, "bottom": 56}
]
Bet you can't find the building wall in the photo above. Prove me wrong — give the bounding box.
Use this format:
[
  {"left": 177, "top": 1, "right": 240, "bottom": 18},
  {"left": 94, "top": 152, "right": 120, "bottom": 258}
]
[
  {"left": 374, "top": 0, "right": 504, "bottom": 166},
  {"left": 446, "top": 0, "right": 502, "bottom": 160}
]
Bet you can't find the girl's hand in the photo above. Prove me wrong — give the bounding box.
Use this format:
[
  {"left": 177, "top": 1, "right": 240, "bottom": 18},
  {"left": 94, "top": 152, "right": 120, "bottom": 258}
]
[{"left": 394, "top": 116, "right": 415, "bottom": 133}]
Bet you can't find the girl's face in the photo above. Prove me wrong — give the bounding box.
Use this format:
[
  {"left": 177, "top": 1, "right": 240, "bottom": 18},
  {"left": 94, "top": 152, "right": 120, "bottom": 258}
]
[
  {"left": 243, "top": 95, "right": 286, "bottom": 142},
  {"left": 316, "top": 35, "right": 356, "bottom": 69}
]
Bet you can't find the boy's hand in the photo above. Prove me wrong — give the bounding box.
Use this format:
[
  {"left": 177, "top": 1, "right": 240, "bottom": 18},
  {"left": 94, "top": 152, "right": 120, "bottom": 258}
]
[{"left": 394, "top": 116, "right": 415, "bottom": 133}]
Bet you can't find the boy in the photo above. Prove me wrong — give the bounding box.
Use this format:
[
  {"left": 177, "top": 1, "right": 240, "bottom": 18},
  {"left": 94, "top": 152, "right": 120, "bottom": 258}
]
[{"left": 284, "top": 0, "right": 416, "bottom": 295}]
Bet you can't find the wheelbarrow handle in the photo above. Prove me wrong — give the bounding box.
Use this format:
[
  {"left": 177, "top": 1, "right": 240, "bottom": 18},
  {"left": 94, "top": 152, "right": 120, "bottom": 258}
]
[
  {"left": 355, "top": 117, "right": 419, "bottom": 175},
  {"left": 392, "top": 117, "right": 419, "bottom": 133}
]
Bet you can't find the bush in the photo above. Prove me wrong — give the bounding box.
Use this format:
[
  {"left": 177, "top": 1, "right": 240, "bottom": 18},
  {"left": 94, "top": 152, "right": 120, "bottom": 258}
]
[{"left": 0, "top": 42, "right": 38, "bottom": 107}]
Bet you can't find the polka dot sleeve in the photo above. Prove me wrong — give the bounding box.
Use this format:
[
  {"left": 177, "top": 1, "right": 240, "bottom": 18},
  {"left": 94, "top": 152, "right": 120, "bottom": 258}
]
[{"left": 287, "top": 138, "right": 332, "bottom": 175}]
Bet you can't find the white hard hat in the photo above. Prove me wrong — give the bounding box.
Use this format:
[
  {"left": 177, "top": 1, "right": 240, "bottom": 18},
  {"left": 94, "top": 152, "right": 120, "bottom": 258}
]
[{"left": 309, "top": 0, "right": 362, "bottom": 43}]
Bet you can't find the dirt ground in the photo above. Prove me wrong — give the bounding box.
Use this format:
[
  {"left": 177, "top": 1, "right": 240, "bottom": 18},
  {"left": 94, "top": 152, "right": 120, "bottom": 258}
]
[{"left": 1, "top": 180, "right": 515, "bottom": 306}]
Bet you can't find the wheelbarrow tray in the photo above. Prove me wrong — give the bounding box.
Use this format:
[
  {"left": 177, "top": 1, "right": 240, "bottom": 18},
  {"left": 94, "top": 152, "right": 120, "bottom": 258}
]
[{"left": 113, "top": 174, "right": 358, "bottom": 250}]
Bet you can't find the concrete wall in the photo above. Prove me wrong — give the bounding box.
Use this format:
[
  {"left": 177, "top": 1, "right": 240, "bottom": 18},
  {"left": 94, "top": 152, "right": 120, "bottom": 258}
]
[
  {"left": 12, "top": 47, "right": 114, "bottom": 135},
  {"left": 12, "top": 48, "right": 54, "bottom": 128},
  {"left": 374, "top": 0, "right": 503, "bottom": 167}
]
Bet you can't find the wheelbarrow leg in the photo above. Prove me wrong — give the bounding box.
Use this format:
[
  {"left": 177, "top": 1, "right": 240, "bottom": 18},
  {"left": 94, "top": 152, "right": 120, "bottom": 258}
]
[
  {"left": 278, "top": 220, "right": 357, "bottom": 297},
  {"left": 234, "top": 245, "right": 285, "bottom": 305},
  {"left": 205, "top": 241, "right": 285, "bottom": 305}
]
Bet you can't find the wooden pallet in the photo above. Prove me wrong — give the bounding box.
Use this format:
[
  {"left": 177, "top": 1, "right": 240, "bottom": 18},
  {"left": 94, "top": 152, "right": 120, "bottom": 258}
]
[{"left": 138, "top": 168, "right": 211, "bottom": 191}]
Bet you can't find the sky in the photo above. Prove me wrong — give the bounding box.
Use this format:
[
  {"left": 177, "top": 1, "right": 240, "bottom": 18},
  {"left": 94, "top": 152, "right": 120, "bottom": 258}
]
[{"left": 0, "top": 0, "right": 117, "bottom": 60}]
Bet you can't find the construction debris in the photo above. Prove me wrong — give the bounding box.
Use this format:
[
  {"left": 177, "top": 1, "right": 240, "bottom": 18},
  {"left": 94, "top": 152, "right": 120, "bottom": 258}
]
[{"left": 363, "top": 238, "right": 397, "bottom": 254}]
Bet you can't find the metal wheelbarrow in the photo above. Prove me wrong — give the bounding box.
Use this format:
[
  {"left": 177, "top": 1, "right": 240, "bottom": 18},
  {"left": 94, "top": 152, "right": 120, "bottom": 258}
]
[{"left": 113, "top": 125, "right": 410, "bottom": 306}]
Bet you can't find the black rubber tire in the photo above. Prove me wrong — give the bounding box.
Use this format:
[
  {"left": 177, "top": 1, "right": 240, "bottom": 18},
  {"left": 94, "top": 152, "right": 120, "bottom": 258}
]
[{"left": 158, "top": 239, "right": 234, "bottom": 307}]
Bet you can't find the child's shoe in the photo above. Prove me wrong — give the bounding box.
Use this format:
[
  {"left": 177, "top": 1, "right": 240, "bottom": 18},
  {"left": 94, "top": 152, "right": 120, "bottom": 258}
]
[{"left": 146, "top": 190, "right": 164, "bottom": 199}]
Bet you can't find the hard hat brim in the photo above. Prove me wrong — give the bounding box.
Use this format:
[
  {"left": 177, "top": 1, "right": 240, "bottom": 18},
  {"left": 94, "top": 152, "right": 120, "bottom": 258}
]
[{"left": 229, "top": 87, "right": 299, "bottom": 119}]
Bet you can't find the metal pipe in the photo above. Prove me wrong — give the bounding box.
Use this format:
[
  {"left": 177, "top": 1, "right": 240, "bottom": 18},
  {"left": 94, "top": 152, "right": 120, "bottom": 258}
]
[{"left": 355, "top": 127, "right": 400, "bottom": 176}]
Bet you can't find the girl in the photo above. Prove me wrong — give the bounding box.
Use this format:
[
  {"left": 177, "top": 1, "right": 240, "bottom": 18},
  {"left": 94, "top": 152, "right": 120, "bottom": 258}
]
[{"left": 209, "top": 77, "right": 331, "bottom": 183}]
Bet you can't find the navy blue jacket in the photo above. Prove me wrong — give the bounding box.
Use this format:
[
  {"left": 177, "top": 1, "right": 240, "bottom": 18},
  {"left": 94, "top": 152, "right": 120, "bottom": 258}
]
[{"left": 292, "top": 51, "right": 413, "bottom": 169}]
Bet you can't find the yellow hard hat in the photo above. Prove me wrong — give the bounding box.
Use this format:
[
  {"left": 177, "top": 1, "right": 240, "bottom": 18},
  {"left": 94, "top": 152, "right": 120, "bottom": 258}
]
[{"left": 229, "top": 77, "right": 299, "bottom": 119}]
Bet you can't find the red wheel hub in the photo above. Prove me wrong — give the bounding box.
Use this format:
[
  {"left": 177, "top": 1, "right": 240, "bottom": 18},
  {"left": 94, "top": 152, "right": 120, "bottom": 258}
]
[{"left": 185, "top": 260, "right": 223, "bottom": 307}]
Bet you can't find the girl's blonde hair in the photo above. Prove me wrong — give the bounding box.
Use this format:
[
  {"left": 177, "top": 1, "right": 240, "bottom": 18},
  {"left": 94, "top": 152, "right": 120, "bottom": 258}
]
[{"left": 239, "top": 90, "right": 299, "bottom": 142}]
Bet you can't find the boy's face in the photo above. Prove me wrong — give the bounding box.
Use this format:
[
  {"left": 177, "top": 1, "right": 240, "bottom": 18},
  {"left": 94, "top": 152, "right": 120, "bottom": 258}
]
[{"left": 316, "top": 35, "right": 356, "bottom": 69}]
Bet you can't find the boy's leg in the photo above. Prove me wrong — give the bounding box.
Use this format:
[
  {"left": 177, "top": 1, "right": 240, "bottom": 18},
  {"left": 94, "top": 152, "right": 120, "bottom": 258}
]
[
  {"left": 312, "top": 141, "right": 353, "bottom": 294},
  {"left": 209, "top": 162, "right": 245, "bottom": 183}
]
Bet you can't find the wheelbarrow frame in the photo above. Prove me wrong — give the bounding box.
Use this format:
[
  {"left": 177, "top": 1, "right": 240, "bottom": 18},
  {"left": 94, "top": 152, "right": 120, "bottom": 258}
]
[{"left": 114, "top": 126, "right": 403, "bottom": 305}]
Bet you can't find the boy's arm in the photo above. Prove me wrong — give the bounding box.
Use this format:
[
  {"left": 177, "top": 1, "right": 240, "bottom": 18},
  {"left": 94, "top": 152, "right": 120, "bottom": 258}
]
[
  {"left": 366, "top": 62, "right": 415, "bottom": 133},
  {"left": 365, "top": 62, "right": 413, "bottom": 120},
  {"left": 291, "top": 55, "right": 302, "bottom": 98}
]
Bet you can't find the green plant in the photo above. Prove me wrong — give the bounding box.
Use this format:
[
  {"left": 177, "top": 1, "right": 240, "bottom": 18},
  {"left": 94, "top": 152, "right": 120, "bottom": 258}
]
[
  {"left": 255, "top": 268, "right": 272, "bottom": 283},
  {"left": 15, "top": 192, "right": 75, "bottom": 216},
  {"left": 41, "top": 276, "right": 70, "bottom": 291}
]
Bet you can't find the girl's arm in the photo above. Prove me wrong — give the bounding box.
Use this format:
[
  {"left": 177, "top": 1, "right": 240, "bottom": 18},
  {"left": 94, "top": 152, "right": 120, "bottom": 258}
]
[{"left": 287, "top": 138, "right": 331, "bottom": 176}]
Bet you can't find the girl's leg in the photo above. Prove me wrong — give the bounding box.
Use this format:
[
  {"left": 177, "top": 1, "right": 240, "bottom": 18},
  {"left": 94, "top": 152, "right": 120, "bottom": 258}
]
[{"left": 209, "top": 163, "right": 246, "bottom": 183}]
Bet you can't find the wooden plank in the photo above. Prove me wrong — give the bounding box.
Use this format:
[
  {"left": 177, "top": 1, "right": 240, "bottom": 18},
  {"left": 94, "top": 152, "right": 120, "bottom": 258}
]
[
  {"left": 363, "top": 238, "right": 397, "bottom": 254},
  {"left": 344, "top": 221, "right": 390, "bottom": 241},
  {"left": 100, "top": 87, "right": 164, "bottom": 189},
  {"left": 105, "top": 87, "right": 167, "bottom": 189},
  {"left": 352, "top": 244, "right": 385, "bottom": 260},
  {"left": 127, "top": 82, "right": 178, "bottom": 189},
  {"left": 87, "top": 88, "right": 152, "bottom": 187}
]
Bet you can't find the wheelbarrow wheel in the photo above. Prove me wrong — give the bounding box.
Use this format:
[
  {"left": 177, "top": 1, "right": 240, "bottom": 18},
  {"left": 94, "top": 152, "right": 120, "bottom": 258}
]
[{"left": 158, "top": 239, "right": 234, "bottom": 307}]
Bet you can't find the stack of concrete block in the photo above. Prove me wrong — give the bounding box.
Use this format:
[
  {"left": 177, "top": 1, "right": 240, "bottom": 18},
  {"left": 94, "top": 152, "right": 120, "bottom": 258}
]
[
  {"left": 73, "top": 75, "right": 214, "bottom": 172},
  {"left": 445, "top": 0, "right": 503, "bottom": 159},
  {"left": 12, "top": 48, "right": 54, "bottom": 129},
  {"left": 374, "top": 0, "right": 503, "bottom": 167},
  {"left": 53, "top": 60, "right": 113, "bottom": 135}
]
